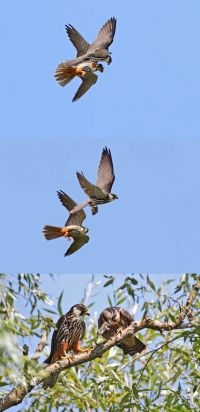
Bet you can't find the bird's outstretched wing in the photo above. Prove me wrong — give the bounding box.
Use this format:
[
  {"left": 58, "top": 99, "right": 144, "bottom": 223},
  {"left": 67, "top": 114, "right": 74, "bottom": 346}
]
[
  {"left": 65, "top": 24, "right": 90, "bottom": 57},
  {"left": 72, "top": 71, "right": 98, "bottom": 102},
  {"left": 88, "top": 17, "right": 116, "bottom": 53},
  {"left": 76, "top": 171, "right": 106, "bottom": 200},
  {"left": 57, "top": 190, "right": 86, "bottom": 226},
  {"left": 96, "top": 147, "right": 115, "bottom": 193},
  {"left": 65, "top": 235, "right": 89, "bottom": 256}
]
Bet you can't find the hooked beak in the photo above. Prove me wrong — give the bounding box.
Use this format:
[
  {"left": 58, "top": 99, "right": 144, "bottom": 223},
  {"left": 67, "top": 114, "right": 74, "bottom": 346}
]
[{"left": 106, "top": 54, "right": 112, "bottom": 65}]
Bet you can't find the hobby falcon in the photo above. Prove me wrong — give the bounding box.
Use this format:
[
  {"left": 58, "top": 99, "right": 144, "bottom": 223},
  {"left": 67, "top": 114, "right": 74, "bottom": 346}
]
[
  {"left": 98, "top": 307, "right": 146, "bottom": 356},
  {"left": 43, "top": 304, "right": 90, "bottom": 389},
  {"left": 70, "top": 147, "right": 118, "bottom": 216},
  {"left": 55, "top": 61, "right": 104, "bottom": 102},
  {"left": 55, "top": 17, "right": 116, "bottom": 101},
  {"left": 43, "top": 190, "right": 89, "bottom": 256}
]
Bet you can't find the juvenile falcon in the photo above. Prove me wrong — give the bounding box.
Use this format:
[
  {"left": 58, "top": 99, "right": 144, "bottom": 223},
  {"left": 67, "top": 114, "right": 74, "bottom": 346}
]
[
  {"left": 98, "top": 307, "right": 146, "bottom": 356},
  {"left": 43, "top": 304, "right": 90, "bottom": 389},
  {"left": 55, "top": 17, "right": 116, "bottom": 101},
  {"left": 70, "top": 147, "right": 118, "bottom": 216},
  {"left": 43, "top": 190, "right": 89, "bottom": 256}
]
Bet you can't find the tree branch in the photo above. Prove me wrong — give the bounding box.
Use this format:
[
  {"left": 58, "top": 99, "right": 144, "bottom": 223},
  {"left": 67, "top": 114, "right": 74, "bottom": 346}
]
[{"left": 1, "top": 277, "right": 199, "bottom": 411}]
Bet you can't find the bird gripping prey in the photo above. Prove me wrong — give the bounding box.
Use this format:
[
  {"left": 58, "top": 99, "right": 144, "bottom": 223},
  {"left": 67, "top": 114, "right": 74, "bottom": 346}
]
[
  {"left": 43, "top": 190, "right": 89, "bottom": 256},
  {"left": 70, "top": 147, "right": 118, "bottom": 216},
  {"left": 55, "top": 17, "right": 116, "bottom": 101},
  {"left": 43, "top": 304, "right": 90, "bottom": 389}
]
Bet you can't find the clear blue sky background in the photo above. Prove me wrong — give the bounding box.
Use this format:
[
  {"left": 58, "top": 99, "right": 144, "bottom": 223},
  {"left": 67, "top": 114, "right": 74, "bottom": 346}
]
[{"left": 1, "top": 1, "right": 200, "bottom": 271}]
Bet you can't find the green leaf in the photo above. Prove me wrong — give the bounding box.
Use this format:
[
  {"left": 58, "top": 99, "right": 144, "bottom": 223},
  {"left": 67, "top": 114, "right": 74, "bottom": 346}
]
[{"left": 57, "top": 290, "right": 64, "bottom": 316}]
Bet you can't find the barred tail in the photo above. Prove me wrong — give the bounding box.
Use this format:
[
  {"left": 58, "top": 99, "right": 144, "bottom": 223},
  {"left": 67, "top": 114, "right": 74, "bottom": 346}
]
[
  {"left": 43, "top": 225, "right": 65, "bottom": 240},
  {"left": 54, "top": 63, "right": 76, "bottom": 87},
  {"left": 117, "top": 336, "right": 146, "bottom": 356}
]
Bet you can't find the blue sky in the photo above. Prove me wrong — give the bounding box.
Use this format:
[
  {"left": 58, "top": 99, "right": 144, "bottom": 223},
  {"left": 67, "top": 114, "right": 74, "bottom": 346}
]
[{"left": 1, "top": 1, "right": 200, "bottom": 272}]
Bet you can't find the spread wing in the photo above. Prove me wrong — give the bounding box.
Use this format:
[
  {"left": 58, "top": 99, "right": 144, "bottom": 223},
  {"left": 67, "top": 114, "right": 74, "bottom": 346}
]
[
  {"left": 72, "top": 71, "right": 98, "bottom": 102},
  {"left": 64, "top": 235, "right": 89, "bottom": 256},
  {"left": 88, "top": 17, "right": 116, "bottom": 53},
  {"left": 65, "top": 24, "right": 90, "bottom": 57},
  {"left": 76, "top": 171, "right": 106, "bottom": 200},
  {"left": 96, "top": 147, "right": 115, "bottom": 193},
  {"left": 57, "top": 190, "right": 86, "bottom": 226}
]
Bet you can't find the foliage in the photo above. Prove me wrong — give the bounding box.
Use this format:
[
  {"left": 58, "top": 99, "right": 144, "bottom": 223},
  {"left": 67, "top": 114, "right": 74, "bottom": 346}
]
[{"left": 0, "top": 273, "right": 199, "bottom": 412}]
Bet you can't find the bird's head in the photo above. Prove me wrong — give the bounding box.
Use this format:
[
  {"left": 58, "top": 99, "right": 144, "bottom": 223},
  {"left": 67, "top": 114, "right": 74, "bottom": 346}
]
[
  {"left": 70, "top": 304, "right": 90, "bottom": 319},
  {"left": 81, "top": 226, "right": 89, "bottom": 234},
  {"left": 110, "top": 193, "right": 118, "bottom": 201},
  {"left": 105, "top": 54, "right": 112, "bottom": 65},
  {"left": 97, "top": 63, "right": 104, "bottom": 73}
]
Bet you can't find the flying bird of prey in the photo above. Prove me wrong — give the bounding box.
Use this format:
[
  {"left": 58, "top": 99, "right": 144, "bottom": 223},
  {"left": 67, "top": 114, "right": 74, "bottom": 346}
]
[
  {"left": 55, "top": 17, "right": 116, "bottom": 101},
  {"left": 55, "top": 61, "right": 104, "bottom": 102},
  {"left": 70, "top": 147, "right": 118, "bottom": 216},
  {"left": 98, "top": 307, "right": 146, "bottom": 356},
  {"left": 43, "top": 304, "right": 90, "bottom": 389},
  {"left": 43, "top": 190, "right": 89, "bottom": 256}
]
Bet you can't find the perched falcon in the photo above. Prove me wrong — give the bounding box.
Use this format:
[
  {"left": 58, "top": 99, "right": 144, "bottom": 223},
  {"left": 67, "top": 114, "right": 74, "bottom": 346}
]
[
  {"left": 43, "top": 190, "right": 89, "bottom": 256},
  {"left": 98, "top": 307, "right": 146, "bottom": 356},
  {"left": 43, "top": 304, "right": 90, "bottom": 389},
  {"left": 70, "top": 147, "right": 118, "bottom": 216},
  {"left": 55, "top": 17, "right": 116, "bottom": 101}
]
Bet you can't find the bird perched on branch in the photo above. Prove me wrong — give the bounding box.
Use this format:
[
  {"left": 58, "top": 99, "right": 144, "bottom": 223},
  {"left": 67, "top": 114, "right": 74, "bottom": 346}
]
[
  {"left": 55, "top": 17, "right": 116, "bottom": 101},
  {"left": 43, "top": 190, "right": 89, "bottom": 256},
  {"left": 43, "top": 304, "right": 90, "bottom": 389},
  {"left": 98, "top": 307, "right": 146, "bottom": 356},
  {"left": 70, "top": 147, "right": 118, "bottom": 216}
]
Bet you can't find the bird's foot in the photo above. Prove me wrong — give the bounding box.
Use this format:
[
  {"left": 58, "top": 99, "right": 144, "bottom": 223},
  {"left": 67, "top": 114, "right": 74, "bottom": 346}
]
[
  {"left": 91, "top": 205, "right": 98, "bottom": 215},
  {"left": 78, "top": 345, "right": 93, "bottom": 353},
  {"left": 61, "top": 354, "right": 73, "bottom": 363}
]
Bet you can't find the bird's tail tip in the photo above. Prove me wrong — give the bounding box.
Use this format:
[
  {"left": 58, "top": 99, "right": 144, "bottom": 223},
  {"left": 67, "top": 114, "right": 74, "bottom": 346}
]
[
  {"left": 54, "top": 63, "right": 76, "bottom": 87},
  {"left": 43, "top": 225, "right": 64, "bottom": 240}
]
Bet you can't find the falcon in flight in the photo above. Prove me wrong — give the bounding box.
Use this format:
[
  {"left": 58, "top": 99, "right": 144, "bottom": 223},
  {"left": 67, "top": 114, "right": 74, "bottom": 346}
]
[
  {"left": 98, "top": 307, "right": 146, "bottom": 356},
  {"left": 70, "top": 147, "right": 118, "bottom": 216},
  {"left": 43, "top": 304, "right": 90, "bottom": 389},
  {"left": 55, "top": 17, "right": 116, "bottom": 101},
  {"left": 43, "top": 190, "right": 89, "bottom": 256}
]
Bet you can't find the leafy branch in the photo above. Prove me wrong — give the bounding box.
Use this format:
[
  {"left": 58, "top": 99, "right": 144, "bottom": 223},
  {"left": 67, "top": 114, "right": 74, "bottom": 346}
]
[{"left": 1, "top": 276, "right": 199, "bottom": 411}]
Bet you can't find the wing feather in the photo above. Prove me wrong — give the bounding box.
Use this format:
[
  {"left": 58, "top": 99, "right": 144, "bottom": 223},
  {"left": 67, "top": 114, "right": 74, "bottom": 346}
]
[
  {"left": 57, "top": 190, "right": 86, "bottom": 226},
  {"left": 65, "top": 235, "right": 89, "bottom": 256},
  {"left": 96, "top": 147, "right": 115, "bottom": 193},
  {"left": 76, "top": 171, "right": 106, "bottom": 200},
  {"left": 88, "top": 17, "right": 116, "bottom": 53},
  {"left": 72, "top": 71, "right": 98, "bottom": 102},
  {"left": 65, "top": 24, "right": 90, "bottom": 57}
]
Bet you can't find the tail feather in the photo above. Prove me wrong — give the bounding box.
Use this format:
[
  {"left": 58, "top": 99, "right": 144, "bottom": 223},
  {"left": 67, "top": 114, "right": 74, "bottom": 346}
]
[
  {"left": 43, "top": 225, "right": 65, "bottom": 240},
  {"left": 117, "top": 336, "right": 146, "bottom": 356},
  {"left": 43, "top": 372, "right": 59, "bottom": 390},
  {"left": 55, "top": 63, "right": 76, "bottom": 87}
]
